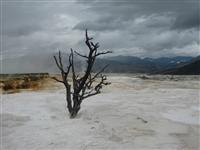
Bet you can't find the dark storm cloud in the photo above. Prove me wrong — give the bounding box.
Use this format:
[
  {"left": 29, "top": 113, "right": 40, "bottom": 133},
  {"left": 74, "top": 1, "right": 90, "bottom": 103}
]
[
  {"left": 74, "top": 0, "right": 199, "bottom": 31},
  {"left": 73, "top": 16, "right": 123, "bottom": 31},
  {"left": 1, "top": 0, "right": 200, "bottom": 63},
  {"left": 172, "top": 10, "right": 200, "bottom": 30},
  {"left": 73, "top": 0, "right": 199, "bottom": 57}
]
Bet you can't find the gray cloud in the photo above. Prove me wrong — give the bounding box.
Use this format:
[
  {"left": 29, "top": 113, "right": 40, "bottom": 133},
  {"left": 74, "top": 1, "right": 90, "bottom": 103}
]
[
  {"left": 74, "top": 0, "right": 199, "bottom": 31},
  {"left": 73, "top": 16, "right": 124, "bottom": 31},
  {"left": 73, "top": 0, "right": 199, "bottom": 57},
  {"left": 1, "top": 0, "right": 199, "bottom": 64},
  {"left": 4, "top": 25, "right": 43, "bottom": 37},
  {"left": 172, "top": 10, "right": 200, "bottom": 30}
]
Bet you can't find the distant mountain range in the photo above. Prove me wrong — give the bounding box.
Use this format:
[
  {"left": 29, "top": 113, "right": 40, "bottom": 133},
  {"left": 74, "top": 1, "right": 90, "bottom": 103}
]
[
  {"left": 94, "top": 56, "right": 194, "bottom": 74},
  {"left": 1, "top": 52, "right": 199, "bottom": 75},
  {"left": 159, "top": 56, "right": 200, "bottom": 75}
]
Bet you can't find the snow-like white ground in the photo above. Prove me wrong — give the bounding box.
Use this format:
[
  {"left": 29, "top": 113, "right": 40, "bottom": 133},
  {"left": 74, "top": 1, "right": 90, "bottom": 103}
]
[{"left": 1, "top": 75, "right": 200, "bottom": 150}]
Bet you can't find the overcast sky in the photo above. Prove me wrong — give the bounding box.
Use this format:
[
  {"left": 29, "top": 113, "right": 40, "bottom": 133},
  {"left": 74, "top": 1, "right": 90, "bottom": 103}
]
[{"left": 1, "top": 0, "right": 200, "bottom": 59}]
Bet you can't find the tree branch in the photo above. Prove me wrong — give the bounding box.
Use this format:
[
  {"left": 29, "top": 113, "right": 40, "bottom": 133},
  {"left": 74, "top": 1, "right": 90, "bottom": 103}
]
[
  {"left": 51, "top": 77, "right": 64, "bottom": 84},
  {"left": 82, "top": 74, "right": 110, "bottom": 100},
  {"left": 74, "top": 51, "right": 88, "bottom": 59},
  {"left": 53, "top": 55, "right": 62, "bottom": 72},
  {"left": 95, "top": 50, "right": 112, "bottom": 57},
  {"left": 92, "top": 64, "right": 109, "bottom": 80}
]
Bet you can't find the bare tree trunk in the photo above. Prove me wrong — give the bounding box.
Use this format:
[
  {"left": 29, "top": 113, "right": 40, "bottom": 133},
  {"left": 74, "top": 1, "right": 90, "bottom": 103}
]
[
  {"left": 69, "top": 93, "right": 82, "bottom": 118},
  {"left": 66, "top": 85, "right": 72, "bottom": 114}
]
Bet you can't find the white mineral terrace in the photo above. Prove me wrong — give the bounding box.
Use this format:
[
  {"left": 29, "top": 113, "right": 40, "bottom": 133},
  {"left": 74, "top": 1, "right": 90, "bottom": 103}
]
[{"left": 1, "top": 75, "right": 200, "bottom": 150}]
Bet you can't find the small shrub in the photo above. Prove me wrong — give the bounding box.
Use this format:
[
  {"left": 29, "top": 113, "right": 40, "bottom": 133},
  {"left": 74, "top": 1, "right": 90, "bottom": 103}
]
[
  {"left": 20, "top": 81, "right": 31, "bottom": 89},
  {"left": 29, "top": 76, "right": 40, "bottom": 81},
  {"left": 3, "top": 80, "right": 17, "bottom": 90}
]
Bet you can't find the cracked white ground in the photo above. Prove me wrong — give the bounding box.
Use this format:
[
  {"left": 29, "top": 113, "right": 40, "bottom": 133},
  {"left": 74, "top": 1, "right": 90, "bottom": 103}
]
[{"left": 1, "top": 75, "right": 200, "bottom": 150}]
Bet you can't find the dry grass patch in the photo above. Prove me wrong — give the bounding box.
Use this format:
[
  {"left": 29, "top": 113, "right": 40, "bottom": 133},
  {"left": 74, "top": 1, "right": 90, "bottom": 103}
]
[{"left": 0, "top": 73, "right": 50, "bottom": 94}]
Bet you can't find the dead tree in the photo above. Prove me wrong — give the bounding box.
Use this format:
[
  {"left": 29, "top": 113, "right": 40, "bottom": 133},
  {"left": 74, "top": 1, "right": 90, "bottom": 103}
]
[{"left": 53, "top": 29, "right": 112, "bottom": 118}]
